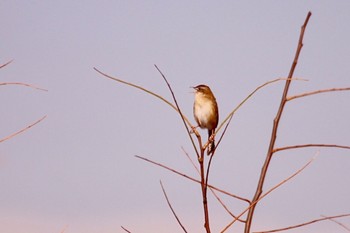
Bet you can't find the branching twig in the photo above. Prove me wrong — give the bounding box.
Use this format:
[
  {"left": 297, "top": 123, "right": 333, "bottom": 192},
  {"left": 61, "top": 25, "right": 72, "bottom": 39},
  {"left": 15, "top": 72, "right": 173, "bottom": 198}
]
[
  {"left": 287, "top": 87, "right": 350, "bottom": 101},
  {"left": 321, "top": 214, "right": 350, "bottom": 232},
  {"left": 0, "top": 115, "right": 47, "bottom": 143},
  {"left": 216, "top": 78, "right": 306, "bottom": 134},
  {"left": 135, "top": 155, "right": 250, "bottom": 203},
  {"left": 273, "top": 144, "right": 350, "bottom": 154},
  {"left": 253, "top": 213, "right": 350, "bottom": 233},
  {"left": 243, "top": 12, "right": 312, "bottom": 233},
  {"left": 153, "top": 65, "right": 199, "bottom": 158},
  {"left": 153, "top": 65, "right": 210, "bottom": 232},
  {"left": 222, "top": 155, "right": 316, "bottom": 232},
  {"left": 160, "top": 180, "right": 188, "bottom": 233},
  {"left": 182, "top": 147, "right": 247, "bottom": 223}
]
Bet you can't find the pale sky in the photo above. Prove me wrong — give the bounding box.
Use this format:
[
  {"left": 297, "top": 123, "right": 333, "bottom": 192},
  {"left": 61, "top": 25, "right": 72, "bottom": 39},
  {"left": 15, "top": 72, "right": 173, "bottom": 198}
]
[{"left": 1, "top": 1, "right": 350, "bottom": 233}]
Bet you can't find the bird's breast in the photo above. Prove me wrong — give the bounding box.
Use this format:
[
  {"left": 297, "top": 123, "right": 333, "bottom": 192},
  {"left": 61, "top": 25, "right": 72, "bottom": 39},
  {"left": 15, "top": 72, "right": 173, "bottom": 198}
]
[{"left": 194, "top": 99, "right": 216, "bottom": 130}]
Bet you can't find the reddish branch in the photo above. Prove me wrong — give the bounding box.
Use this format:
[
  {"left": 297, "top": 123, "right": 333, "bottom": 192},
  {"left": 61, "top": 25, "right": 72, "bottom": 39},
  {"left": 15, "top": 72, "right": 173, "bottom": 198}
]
[
  {"left": 182, "top": 147, "right": 246, "bottom": 223},
  {"left": 135, "top": 155, "right": 250, "bottom": 203},
  {"left": 221, "top": 156, "right": 316, "bottom": 232},
  {"left": 321, "top": 214, "right": 350, "bottom": 232},
  {"left": 160, "top": 181, "right": 188, "bottom": 232},
  {"left": 243, "top": 12, "right": 312, "bottom": 233},
  {"left": 154, "top": 65, "right": 211, "bottom": 232},
  {"left": 0, "top": 115, "right": 47, "bottom": 143},
  {"left": 0, "top": 60, "right": 13, "bottom": 69},
  {"left": 0, "top": 82, "right": 48, "bottom": 91},
  {"left": 274, "top": 144, "right": 350, "bottom": 153},
  {"left": 287, "top": 87, "right": 350, "bottom": 101},
  {"left": 253, "top": 213, "right": 350, "bottom": 233}
]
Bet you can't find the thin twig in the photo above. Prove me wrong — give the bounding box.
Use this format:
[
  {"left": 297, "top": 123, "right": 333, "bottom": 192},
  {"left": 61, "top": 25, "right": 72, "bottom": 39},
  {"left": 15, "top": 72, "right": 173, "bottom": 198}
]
[
  {"left": 216, "top": 78, "right": 306, "bottom": 134},
  {"left": 93, "top": 67, "right": 191, "bottom": 126},
  {"left": 222, "top": 155, "right": 316, "bottom": 232},
  {"left": 181, "top": 147, "right": 199, "bottom": 172},
  {"left": 321, "top": 214, "right": 350, "bottom": 232},
  {"left": 253, "top": 213, "right": 350, "bottom": 233},
  {"left": 243, "top": 12, "right": 312, "bottom": 233},
  {"left": 135, "top": 155, "right": 251, "bottom": 203},
  {"left": 181, "top": 147, "right": 246, "bottom": 222},
  {"left": 273, "top": 144, "right": 350, "bottom": 154},
  {"left": 0, "top": 115, "right": 47, "bottom": 143},
  {"left": 160, "top": 180, "right": 188, "bottom": 233},
  {"left": 153, "top": 64, "right": 199, "bottom": 158},
  {"left": 287, "top": 87, "right": 350, "bottom": 101},
  {"left": 0, "top": 60, "right": 13, "bottom": 69},
  {"left": 121, "top": 226, "right": 132, "bottom": 233},
  {"left": 0, "top": 82, "right": 48, "bottom": 91},
  {"left": 153, "top": 65, "right": 210, "bottom": 232}
]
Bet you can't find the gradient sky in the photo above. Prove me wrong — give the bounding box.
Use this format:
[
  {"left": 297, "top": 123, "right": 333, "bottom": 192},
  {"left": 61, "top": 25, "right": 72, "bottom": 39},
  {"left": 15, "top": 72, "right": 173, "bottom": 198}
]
[{"left": 1, "top": 1, "right": 350, "bottom": 233}]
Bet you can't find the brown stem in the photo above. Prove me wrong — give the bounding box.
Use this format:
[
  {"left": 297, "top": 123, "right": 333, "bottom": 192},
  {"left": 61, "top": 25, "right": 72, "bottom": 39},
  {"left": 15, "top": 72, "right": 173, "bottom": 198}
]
[
  {"left": 321, "top": 214, "right": 350, "bottom": 232},
  {"left": 0, "top": 115, "right": 47, "bottom": 143},
  {"left": 287, "top": 87, "right": 350, "bottom": 101},
  {"left": 273, "top": 143, "right": 350, "bottom": 153},
  {"left": 160, "top": 181, "right": 188, "bottom": 232},
  {"left": 135, "top": 155, "right": 250, "bottom": 203},
  {"left": 0, "top": 60, "right": 13, "bottom": 69},
  {"left": 244, "top": 12, "right": 312, "bottom": 233},
  {"left": 253, "top": 213, "right": 350, "bottom": 233},
  {"left": 221, "top": 156, "right": 315, "bottom": 232},
  {"left": 182, "top": 147, "right": 248, "bottom": 222},
  {"left": 0, "top": 82, "right": 48, "bottom": 91},
  {"left": 197, "top": 148, "right": 210, "bottom": 232}
]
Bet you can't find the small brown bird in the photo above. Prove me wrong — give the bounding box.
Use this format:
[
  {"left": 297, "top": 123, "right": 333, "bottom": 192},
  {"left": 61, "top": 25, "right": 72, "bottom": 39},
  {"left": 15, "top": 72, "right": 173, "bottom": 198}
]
[{"left": 192, "top": 84, "right": 219, "bottom": 155}]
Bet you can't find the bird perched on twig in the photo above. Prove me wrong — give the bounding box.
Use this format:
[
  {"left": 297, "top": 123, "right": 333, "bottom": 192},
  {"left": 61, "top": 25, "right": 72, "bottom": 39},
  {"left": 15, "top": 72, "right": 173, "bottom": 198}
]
[{"left": 192, "top": 84, "right": 219, "bottom": 155}]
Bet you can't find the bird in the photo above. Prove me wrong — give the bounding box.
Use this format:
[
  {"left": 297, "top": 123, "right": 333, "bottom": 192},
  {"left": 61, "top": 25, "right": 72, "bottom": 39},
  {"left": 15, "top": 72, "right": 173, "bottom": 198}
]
[{"left": 192, "top": 84, "right": 219, "bottom": 155}]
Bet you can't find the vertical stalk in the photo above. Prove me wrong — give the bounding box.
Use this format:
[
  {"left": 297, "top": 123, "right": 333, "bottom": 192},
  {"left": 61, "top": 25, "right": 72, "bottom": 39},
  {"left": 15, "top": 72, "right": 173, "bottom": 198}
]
[
  {"left": 244, "top": 12, "right": 312, "bottom": 233},
  {"left": 199, "top": 149, "right": 211, "bottom": 233}
]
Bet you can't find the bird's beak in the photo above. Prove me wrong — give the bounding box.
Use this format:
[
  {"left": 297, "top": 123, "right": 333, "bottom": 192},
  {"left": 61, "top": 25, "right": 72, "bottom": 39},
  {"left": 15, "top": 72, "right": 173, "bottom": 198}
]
[{"left": 190, "top": 86, "right": 196, "bottom": 93}]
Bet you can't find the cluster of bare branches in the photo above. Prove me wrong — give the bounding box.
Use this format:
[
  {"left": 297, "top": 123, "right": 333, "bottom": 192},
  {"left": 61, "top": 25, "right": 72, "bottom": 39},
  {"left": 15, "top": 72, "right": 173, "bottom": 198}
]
[
  {"left": 95, "top": 11, "right": 350, "bottom": 233},
  {"left": 0, "top": 60, "right": 47, "bottom": 144}
]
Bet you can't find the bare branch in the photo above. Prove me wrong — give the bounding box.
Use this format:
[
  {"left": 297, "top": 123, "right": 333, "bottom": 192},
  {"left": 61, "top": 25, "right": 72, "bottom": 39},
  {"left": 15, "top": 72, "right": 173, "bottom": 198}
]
[
  {"left": 321, "top": 215, "right": 350, "bottom": 232},
  {"left": 154, "top": 64, "right": 199, "bottom": 158},
  {"left": 0, "top": 115, "right": 47, "bottom": 143},
  {"left": 244, "top": 12, "right": 312, "bottom": 233},
  {"left": 160, "top": 180, "right": 188, "bottom": 233},
  {"left": 181, "top": 147, "right": 246, "bottom": 223},
  {"left": 0, "top": 82, "right": 48, "bottom": 92},
  {"left": 222, "top": 155, "right": 316, "bottom": 232},
  {"left": 153, "top": 65, "right": 211, "bottom": 232},
  {"left": 287, "top": 87, "right": 350, "bottom": 101},
  {"left": 93, "top": 67, "right": 191, "bottom": 126},
  {"left": 121, "top": 226, "right": 132, "bottom": 233},
  {"left": 135, "top": 155, "right": 250, "bottom": 203},
  {"left": 274, "top": 144, "right": 350, "bottom": 154},
  {"left": 253, "top": 213, "right": 350, "bottom": 233},
  {"left": 216, "top": 77, "right": 306, "bottom": 134},
  {"left": 181, "top": 147, "right": 199, "bottom": 172},
  {"left": 0, "top": 60, "right": 13, "bottom": 69}
]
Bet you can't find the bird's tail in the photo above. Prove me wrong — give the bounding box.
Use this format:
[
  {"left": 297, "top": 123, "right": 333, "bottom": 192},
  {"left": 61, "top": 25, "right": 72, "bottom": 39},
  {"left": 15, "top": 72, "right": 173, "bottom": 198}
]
[{"left": 207, "top": 129, "right": 215, "bottom": 155}]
